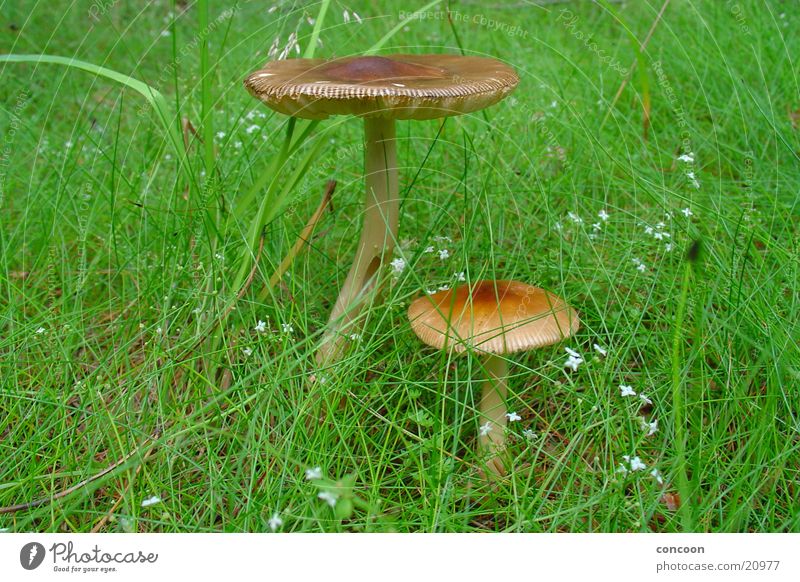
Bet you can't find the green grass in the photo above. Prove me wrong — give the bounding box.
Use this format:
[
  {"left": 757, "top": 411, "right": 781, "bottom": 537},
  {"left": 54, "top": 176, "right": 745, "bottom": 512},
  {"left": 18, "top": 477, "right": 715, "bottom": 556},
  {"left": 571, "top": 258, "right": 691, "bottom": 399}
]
[{"left": 1, "top": 0, "right": 798, "bottom": 533}]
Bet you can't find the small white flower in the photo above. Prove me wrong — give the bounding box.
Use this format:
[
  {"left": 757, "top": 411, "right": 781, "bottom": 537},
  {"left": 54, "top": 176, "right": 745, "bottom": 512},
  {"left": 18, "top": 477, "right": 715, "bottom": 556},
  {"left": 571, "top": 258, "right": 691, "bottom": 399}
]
[
  {"left": 305, "top": 467, "right": 323, "bottom": 480},
  {"left": 636, "top": 263, "right": 646, "bottom": 273},
  {"left": 268, "top": 5, "right": 278, "bottom": 13},
  {"left": 677, "top": 153, "right": 694, "bottom": 163},
  {"left": 506, "top": 412, "right": 522, "bottom": 422},
  {"left": 598, "top": 209, "right": 610, "bottom": 221},
  {"left": 564, "top": 355, "right": 583, "bottom": 372},
  {"left": 35, "top": 327, "right": 46, "bottom": 334},
  {"left": 390, "top": 257, "right": 406, "bottom": 274},
  {"left": 565, "top": 347, "right": 581, "bottom": 358},
  {"left": 352, "top": 10, "right": 362, "bottom": 24},
  {"left": 664, "top": 243, "right": 673, "bottom": 252},
  {"left": 646, "top": 419, "right": 658, "bottom": 436},
  {"left": 438, "top": 249, "right": 450, "bottom": 260},
  {"left": 65, "top": 140, "right": 74, "bottom": 148},
  {"left": 424, "top": 245, "right": 434, "bottom": 253},
  {"left": 629, "top": 456, "right": 646, "bottom": 471},
  {"left": 254, "top": 320, "right": 267, "bottom": 333},
  {"left": 650, "top": 467, "right": 664, "bottom": 485},
  {"left": 245, "top": 110, "right": 257, "bottom": 120},
  {"left": 216, "top": 131, "right": 226, "bottom": 139},
  {"left": 522, "top": 429, "right": 537, "bottom": 441},
  {"left": 567, "top": 211, "right": 583, "bottom": 224},
  {"left": 455, "top": 271, "right": 465, "bottom": 282},
  {"left": 620, "top": 384, "right": 636, "bottom": 397},
  {"left": 349, "top": 333, "right": 361, "bottom": 341},
  {"left": 156, "top": 327, "right": 163, "bottom": 334},
  {"left": 479, "top": 422, "right": 493, "bottom": 436},
  {"left": 639, "top": 393, "right": 652, "bottom": 405},
  {"left": 268, "top": 512, "right": 283, "bottom": 532},
  {"left": 318, "top": 491, "right": 338, "bottom": 507},
  {"left": 553, "top": 221, "right": 563, "bottom": 231},
  {"left": 437, "top": 284, "right": 450, "bottom": 291},
  {"left": 242, "top": 347, "right": 253, "bottom": 357},
  {"left": 593, "top": 344, "right": 607, "bottom": 357},
  {"left": 342, "top": 9, "right": 350, "bottom": 23},
  {"left": 141, "top": 495, "right": 161, "bottom": 508},
  {"left": 681, "top": 207, "right": 693, "bottom": 217},
  {"left": 425, "top": 288, "right": 436, "bottom": 295},
  {"left": 245, "top": 124, "right": 260, "bottom": 134},
  {"left": 281, "top": 323, "right": 293, "bottom": 334}
]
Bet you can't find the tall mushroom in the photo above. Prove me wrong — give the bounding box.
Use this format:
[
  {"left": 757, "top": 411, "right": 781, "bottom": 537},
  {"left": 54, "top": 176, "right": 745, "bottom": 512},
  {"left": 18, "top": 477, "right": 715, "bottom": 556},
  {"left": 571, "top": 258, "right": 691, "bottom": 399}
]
[
  {"left": 244, "top": 55, "right": 518, "bottom": 363},
  {"left": 408, "top": 280, "right": 579, "bottom": 475}
]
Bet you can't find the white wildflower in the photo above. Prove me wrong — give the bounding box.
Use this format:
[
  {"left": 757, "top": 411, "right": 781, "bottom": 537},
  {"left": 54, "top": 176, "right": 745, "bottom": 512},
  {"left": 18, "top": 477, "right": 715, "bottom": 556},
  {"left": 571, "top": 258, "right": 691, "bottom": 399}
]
[
  {"left": 598, "top": 209, "right": 610, "bottom": 221},
  {"left": 254, "top": 320, "right": 267, "bottom": 333},
  {"left": 478, "top": 422, "right": 493, "bottom": 437},
  {"left": 677, "top": 153, "right": 694, "bottom": 163},
  {"left": 438, "top": 249, "right": 450, "bottom": 260},
  {"left": 268, "top": 512, "right": 283, "bottom": 531},
  {"left": 318, "top": 491, "right": 338, "bottom": 507},
  {"left": 522, "top": 429, "right": 537, "bottom": 441},
  {"left": 567, "top": 211, "right": 583, "bottom": 224},
  {"left": 593, "top": 344, "right": 607, "bottom": 357},
  {"left": 639, "top": 393, "right": 652, "bottom": 405},
  {"left": 455, "top": 271, "right": 465, "bottom": 282},
  {"left": 620, "top": 384, "right": 636, "bottom": 397},
  {"left": 305, "top": 467, "right": 322, "bottom": 480},
  {"left": 281, "top": 323, "right": 294, "bottom": 334},
  {"left": 681, "top": 207, "right": 693, "bottom": 217},
  {"left": 506, "top": 412, "right": 522, "bottom": 422},
  {"left": 141, "top": 496, "right": 161, "bottom": 508},
  {"left": 245, "top": 124, "right": 260, "bottom": 134},
  {"left": 242, "top": 347, "right": 253, "bottom": 357},
  {"left": 650, "top": 467, "right": 664, "bottom": 485},
  {"left": 390, "top": 257, "right": 406, "bottom": 274}
]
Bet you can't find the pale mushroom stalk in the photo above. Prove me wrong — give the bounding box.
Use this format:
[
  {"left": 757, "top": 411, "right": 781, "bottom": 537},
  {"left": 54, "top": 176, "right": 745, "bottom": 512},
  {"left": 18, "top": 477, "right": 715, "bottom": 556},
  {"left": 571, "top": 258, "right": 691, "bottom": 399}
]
[
  {"left": 317, "top": 118, "right": 399, "bottom": 363},
  {"left": 408, "top": 280, "right": 580, "bottom": 477},
  {"left": 478, "top": 353, "right": 509, "bottom": 462}
]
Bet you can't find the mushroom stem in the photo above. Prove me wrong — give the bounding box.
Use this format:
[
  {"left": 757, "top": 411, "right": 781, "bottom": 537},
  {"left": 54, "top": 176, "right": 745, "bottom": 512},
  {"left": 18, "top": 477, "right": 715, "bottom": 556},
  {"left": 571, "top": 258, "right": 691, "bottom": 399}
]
[
  {"left": 479, "top": 353, "right": 509, "bottom": 474},
  {"left": 317, "top": 117, "right": 399, "bottom": 364}
]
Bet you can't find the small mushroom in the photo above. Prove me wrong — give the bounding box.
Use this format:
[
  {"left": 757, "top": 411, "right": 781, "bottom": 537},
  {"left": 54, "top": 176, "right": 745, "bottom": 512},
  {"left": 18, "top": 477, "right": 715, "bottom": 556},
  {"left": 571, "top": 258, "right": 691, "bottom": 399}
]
[
  {"left": 408, "top": 280, "right": 579, "bottom": 475},
  {"left": 245, "top": 55, "right": 518, "bottom": 363}
]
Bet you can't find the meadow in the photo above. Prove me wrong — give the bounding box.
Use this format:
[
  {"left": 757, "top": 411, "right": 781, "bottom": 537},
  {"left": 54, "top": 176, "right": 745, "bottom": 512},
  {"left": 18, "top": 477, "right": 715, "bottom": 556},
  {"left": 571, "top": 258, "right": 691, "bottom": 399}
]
[{"left": 1, "top": 0, "right": 798, "bottom": 532}]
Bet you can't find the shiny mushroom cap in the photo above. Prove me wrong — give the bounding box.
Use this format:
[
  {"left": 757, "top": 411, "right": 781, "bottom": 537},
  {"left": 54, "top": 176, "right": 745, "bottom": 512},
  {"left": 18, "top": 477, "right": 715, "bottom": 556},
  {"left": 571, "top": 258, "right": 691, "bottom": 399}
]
[
  {"left": 408, "top": 280, "right": 579, "bottom": 354},
  {"left": 244, "top": 54, "right": 519, "bottom": 120}
]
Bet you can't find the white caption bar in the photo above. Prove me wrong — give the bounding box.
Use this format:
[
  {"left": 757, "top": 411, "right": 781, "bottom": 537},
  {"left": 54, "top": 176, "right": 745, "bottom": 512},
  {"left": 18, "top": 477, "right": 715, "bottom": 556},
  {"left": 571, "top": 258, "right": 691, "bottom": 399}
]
[{"left": 1, "top": 533, "right": 798, "bottom": 580}]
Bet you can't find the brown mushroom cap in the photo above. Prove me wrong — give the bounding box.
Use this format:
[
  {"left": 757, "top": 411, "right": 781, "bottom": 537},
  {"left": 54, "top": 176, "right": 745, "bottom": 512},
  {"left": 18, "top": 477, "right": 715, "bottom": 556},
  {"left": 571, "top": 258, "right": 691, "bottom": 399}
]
[
  {"left": 244, "top": 54, "right": 519, "bottom": 120},
  {"left": 408, "top": 280, "right": 579, "bottom": 354}
]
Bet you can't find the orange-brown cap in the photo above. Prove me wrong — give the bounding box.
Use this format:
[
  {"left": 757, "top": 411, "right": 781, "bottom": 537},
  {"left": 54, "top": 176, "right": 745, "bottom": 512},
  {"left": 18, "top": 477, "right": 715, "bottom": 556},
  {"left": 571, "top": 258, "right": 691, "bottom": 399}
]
[
  {"left": 244, "top": 54, "right": 518, "bottom": 120},
  {"left": 408, "top": 280, "right": 579, "bottom": 354}
]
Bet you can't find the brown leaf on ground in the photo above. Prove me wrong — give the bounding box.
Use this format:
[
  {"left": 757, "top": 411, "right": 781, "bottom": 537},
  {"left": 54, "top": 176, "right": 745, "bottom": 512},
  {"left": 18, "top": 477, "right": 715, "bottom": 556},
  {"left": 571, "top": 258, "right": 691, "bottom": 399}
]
[{"left": 661, "top": 491, "right": 681, "bottom": 511}]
